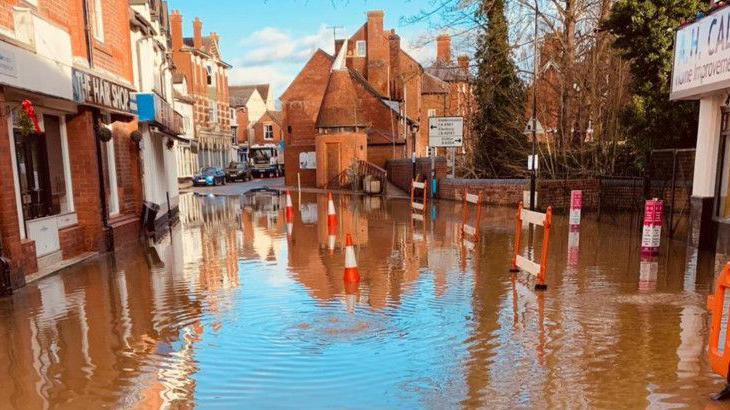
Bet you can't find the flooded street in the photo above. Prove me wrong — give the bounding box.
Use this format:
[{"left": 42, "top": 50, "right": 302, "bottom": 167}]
[{"left": 0, "top": 191, "right": 727, "bottom": 408}]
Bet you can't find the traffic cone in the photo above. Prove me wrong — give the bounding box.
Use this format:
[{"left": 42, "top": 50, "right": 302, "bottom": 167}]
[
  {"left": 343, "top": 234, "right": 360, "bottom": 283},
  {"left": 285, "top": 191, "right": 294, "bottom": 237},
  {"left": 328, "top": 223, "right": 337, "bottom": 255},
  {"left": 327, "top": 192, "right": 337, "bottom": 228}
]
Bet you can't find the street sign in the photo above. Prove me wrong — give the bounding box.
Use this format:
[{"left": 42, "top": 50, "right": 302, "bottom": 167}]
[
  {"left": 523, "top": 118, "right": 545, "bottom": 136},
  {"left": 528, "top": 154, "right": 539, "bottom": 170},
  {"left": 429, "top": 116, "right": 464, "bottom": 147}
]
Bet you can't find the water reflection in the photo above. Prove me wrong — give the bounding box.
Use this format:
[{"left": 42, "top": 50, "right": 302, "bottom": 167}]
[{"left": 0, "top": 192, "right": 726, "bottom": 407}]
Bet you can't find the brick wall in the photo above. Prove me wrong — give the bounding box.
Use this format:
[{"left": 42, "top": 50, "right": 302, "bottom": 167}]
[
  {"left": 440, "top": 178, "right": 527, "bottom": 205},
  {"left": 284, "top": 144, "right": 316, "bottom": 187},
  {"left": 386, "top": 157, "right": 448, "bottom": 193},
  {"left": 66, "top": 108, "right": 106, "bottom": 252},
  {"left": 59, "top": 225, "right": 84, "bottom": 259},
  {"left": 20, "top": 240, "right": 37, "bottom": 275},
  {"left": 252, "top": 112, "right": 283, "bottom": 146}
]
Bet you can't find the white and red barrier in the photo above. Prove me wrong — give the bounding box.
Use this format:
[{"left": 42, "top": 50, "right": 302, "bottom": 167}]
[
  {"left": 511, "top": 202, "right": 553, "bottom": 290},
  {"left": 411, "top": 180, "right": 427, "bottom": 214},
  {"left": 462, "top": 189, "right": 483, "bottom": 244},
  {"left": 569, "top": 190, "right": 582, "bottom": 227},
  {"left": 641, "top": 198, "right": 663, "bottom": 255},
  {"left": 285, "top": 191, "right": 294, "bottom": 237}
]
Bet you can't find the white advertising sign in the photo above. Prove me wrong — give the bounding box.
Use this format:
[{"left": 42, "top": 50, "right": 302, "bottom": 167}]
[
  {"left": 429, "top": 116, "right": 464, "bottom": 147},
  {"left": 528, "top": 154, "right": 539, "bottom": 171},
  {"left": 671, "top": 6, "right": 730, "bottom": 100}
]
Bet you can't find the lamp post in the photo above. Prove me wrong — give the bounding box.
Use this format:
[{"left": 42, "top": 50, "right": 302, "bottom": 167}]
[{"left": 529, "top": 0, "right": 539, "bottom": 211}]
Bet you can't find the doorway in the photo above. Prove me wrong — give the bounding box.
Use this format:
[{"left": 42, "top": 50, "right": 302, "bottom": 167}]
[{"left": 326, "top": 142, "right": 340, "bottom": 186}]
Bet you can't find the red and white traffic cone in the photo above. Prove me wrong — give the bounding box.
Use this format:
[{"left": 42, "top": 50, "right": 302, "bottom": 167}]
[
  {"left": 328, "top": 223, "right": 337, "bottom": 255},
  {"left": 327, "top": 192, "right": 337, "bottom": 228},
  {"left": 343, "top": 233, "right": 360, "bottom": 283},
  {"left": 285, "top": 191, "right": 294, "bottom": 236}
]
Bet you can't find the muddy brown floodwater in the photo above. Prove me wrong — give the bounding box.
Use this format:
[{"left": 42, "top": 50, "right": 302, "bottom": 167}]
[{"left": 1, "top": 191, "right": 729, "bottom": 409}]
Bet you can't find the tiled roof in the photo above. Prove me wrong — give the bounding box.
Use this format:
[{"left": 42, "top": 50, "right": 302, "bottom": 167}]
[
  {"left": 267, "top": 110, "right": 283, "bottom": 126},
  {"left": 316, "top": 70, "right": 367, "bottom": 128},
  {"left": 425, "top": 60, "right": 470, "bottom": 83},
  {"left": 366, "top": 128, "right": 405, "bottom": 145},
  {"left": 183, "top": 36, "right": 219, "bottom": 57},
  {"left": 422, "top": 72, "right": 449, "bottom": 94},
  {"left": 229, "top": 86, "right": 259, "bottom": 107}
]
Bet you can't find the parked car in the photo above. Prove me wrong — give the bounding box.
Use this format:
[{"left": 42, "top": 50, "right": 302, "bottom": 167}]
[
  {"left": 226, "top": 161, "right": 252, "bottom": 182},
  {"left": 193, "top": 167, "right": 226, "bottom": 186}
]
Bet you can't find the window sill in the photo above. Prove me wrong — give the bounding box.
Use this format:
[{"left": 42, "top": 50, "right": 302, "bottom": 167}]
[{"left": 93, "top": 39, "right": 113, "bottom": 57}]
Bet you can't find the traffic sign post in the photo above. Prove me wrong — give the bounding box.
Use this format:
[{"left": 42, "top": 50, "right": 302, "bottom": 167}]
[{"left": 429, "top": 117, "right": 464, "bottom": 148}]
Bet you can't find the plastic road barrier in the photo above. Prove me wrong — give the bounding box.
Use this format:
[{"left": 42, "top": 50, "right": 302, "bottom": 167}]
[
  {"left": 641, "top": 198, "right": 663, "bottom": 255},
  {"left": 343, "top": 233, "right": 360, "bottom": 284},
  {"left": 708, "top": 263, "right": 730, "bottom": 400},
  {"left": 462, "top": 189, "right": 483, "bottom": 243},
  {"left": 510, "top": 201, "right": 553, "bottom": 290},
  {"left": 411, "top": 180, "right": 428, "bottom": 213}
]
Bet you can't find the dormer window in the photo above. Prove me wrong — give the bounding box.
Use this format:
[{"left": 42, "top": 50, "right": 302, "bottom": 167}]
[
  {"left": 206, "top": 65, "right": 213, "bottom": 85},
  {"left": 356, "top": 40, "right": 366, "bottom": 57}
]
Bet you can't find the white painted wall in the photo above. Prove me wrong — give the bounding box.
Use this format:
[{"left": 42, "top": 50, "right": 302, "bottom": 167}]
[
  {"left": 246, "top": 90, "right": 267, "bottom": 126},
  {"left": 692, "top": 94, "right": 724, "bottom": 197}
]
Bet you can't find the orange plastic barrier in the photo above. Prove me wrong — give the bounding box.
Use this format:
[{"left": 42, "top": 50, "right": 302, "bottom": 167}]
[
  {"left": 708, "top": 263, "right": 730, "bottom": 384},
  {"left": 510, "top": 202, "right": 553, "bottom": 290},
  {"left": 410, "top": 180, "right": 428, "bottom": 215},
  {"left": 461, "top": 189, "right": 483, "bottom": 243}
]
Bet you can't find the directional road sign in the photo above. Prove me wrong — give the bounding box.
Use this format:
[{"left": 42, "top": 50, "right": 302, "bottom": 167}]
[{"left": 429, "top": 116, "right": 464, "bottom": 148}]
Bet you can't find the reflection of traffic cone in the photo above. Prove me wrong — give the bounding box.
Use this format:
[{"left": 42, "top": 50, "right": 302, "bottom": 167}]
[
  {"left": 327, "top": 192, "right": 337, "bottom": 228},
  {"left": 343, "top": 234, "right": 360, "bottom": 283},
  {"left": 328, "top": 223, "right": 337, "bottom": 255},
  {"left": 285, "top": 191, "right": 294, "bottom": 237}
]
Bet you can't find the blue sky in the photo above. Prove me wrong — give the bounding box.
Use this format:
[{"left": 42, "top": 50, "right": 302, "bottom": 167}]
[{"left": 167, "top": 0, "right": 457, "bottom": 100}]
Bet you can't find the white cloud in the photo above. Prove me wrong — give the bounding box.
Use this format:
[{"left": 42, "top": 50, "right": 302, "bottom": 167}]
[{"left": 237, "top": 25, "right": 334, "bottom": 66}]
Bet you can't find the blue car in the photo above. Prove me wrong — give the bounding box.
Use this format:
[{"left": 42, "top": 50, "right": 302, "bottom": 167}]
[{"left": 193, "top": 167, "right": 226, "bottom": 186}]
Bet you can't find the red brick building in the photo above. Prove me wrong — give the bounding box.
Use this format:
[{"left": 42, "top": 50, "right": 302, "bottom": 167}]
[
  {"left": 282, "top": 10, "right": 420, "bottom": 188},
  {"left": 423, "top": 34, "right": 475, "bottom": 166},
  {"left": 169, "top": 10, "right": 233, "bottom": 169},
  {"left": 251, "top": 111, "right": 284, "bottom": 146},
  {"left": 0, "top": 0, "right": 141, "bottom": 292}
]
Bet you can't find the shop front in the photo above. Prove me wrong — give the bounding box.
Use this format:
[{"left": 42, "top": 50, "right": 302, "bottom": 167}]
[
  {"left": 135, "top": 92, "right": 184, "bottom": 237},
  {"left": 671, "top": 5, "right": 730, "bottom": 257},
  {"left": 70, "top": 67, "right": 141, "bottom": 253}
]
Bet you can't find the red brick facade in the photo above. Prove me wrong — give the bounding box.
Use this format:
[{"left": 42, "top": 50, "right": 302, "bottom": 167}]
[{"left": 252, "top": 111, "right": 283, "bottom": 146}]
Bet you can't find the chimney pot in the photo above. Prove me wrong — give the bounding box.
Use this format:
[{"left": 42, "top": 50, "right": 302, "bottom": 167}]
[{"left": 458, "top": 55, "right": 469, "bottom": 72}]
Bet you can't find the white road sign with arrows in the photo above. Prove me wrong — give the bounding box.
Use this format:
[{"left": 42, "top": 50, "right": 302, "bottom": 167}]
[{"left": 429, "top": 116, "right": 464, "bottom": 148}]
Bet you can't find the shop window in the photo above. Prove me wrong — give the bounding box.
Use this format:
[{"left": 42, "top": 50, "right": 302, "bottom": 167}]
[
  {"left": 12, "top": 112, "right": 71, "bottom": 221},
  {"left": 264, "top": 124, "right": 274, "bottom": 140}
]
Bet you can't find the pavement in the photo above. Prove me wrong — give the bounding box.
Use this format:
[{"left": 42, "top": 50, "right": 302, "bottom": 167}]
[{"left": 183, "top": 176, "right": 410, "bottom": 199}]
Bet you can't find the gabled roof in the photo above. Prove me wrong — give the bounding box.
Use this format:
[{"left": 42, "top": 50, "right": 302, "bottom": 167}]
[
  {"left": 422, "top": 72, "right": 449, "bottom": 94},
  {"left": 229, "top": 86, "right": 261, "bottom": 107},
  {"left": 425, "top": 59, "right": 470, "bottom": 83},
  {"left": 183, "top": 36, "right": 219, "bottom": 58},
  {"left": 280, "top": 49, "right": 334, "bottom": 101},
  {"left": 256, "top": 110, "right": 283, "bottom": 127}
]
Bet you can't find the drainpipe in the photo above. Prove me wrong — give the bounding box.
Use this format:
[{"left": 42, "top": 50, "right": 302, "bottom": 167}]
[
  {"left": 94, "top": 116, "right": 114, "bottom": 252},
  {"left": 82, "top": 0, "right": 94, "bottom": 68}
]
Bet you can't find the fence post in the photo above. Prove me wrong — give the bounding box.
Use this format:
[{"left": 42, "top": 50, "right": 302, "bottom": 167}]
[{"left": 510, "top": 202, "right": 523, "bottom": 273}]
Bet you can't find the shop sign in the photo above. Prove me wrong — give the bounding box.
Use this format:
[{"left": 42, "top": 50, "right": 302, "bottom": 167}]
[
  {"left": 135, "top": 92, "right": 184, "bottom": 135},
  {"left": 72, "top": 68, "right": 135, "bottom": 114},
  {"left": 671, "top": 6, "right": 730, "bottom": 99}
]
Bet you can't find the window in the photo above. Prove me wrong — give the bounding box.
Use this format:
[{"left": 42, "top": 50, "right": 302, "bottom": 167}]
[
  {"left": 428, "top": 109, "right": 437, "bottom": 118},
  {"left": 210, "top": 104, "right": 218, "bottom": 124},
  {"left": 91, "top": 0, "right": 105, "bottom": 42},
  {"left": 206, "top": 66, "right": 213, "bottom": 86},
  {"left": 264, "top": 124, "right": 274, "bottom": 140},
  {"left": 356, "top": 40, "right": 366, "bottom": 57}
]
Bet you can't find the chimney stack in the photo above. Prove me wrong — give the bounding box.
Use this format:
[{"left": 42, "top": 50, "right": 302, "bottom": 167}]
[
  {"left": 458, "top": 55, "right": 469, "bottom": 72},
  {"left": 193, "top": 17, "right": 203, "bottom": 49},
  {"left": 170, "top": 10, "right": 183, "bottom": 51},
  {"left": 389, "top": 29, "right": 401, "bottom": 99},
  {"left": 366, "top": 10, "right": 389, "bottom": 96},
  {"left": 436, "top": 34, "right": 452, "bottom": 64}
]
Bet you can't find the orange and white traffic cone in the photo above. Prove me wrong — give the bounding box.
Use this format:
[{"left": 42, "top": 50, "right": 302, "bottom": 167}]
[
  {"left": 343, "top": 233, "right": 360, "bottom": 283},
  {"left": 285, "top": 191, "right": 294, "bottom": 237},
  {"left": 327, "top": 192, "right": 337, "bottom": 228},
  {"left": 328, "top": 223, "right": 337, "bottom": 255}
]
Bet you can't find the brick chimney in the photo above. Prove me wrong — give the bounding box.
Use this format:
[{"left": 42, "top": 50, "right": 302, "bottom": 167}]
[
  {"left": 389, "top": 29, "right": 401, "bottom": 100},
  {"left": 436, "top": 34, "right": 452, "bottom": 64},
  {"left": 170, "top": 10, "right": 183, "bottom": 51},
  {"left": 193, "top": 17, "right": 203, "bottom": 49},
  {"left": 334, "top": 39, "right": 345, "bottom": 57},
  {"left": 366, "top": 10, "right": 389, "bottom": 96},
  {"left": 458, "top": 55, "right": 469, "bottom": 72}
]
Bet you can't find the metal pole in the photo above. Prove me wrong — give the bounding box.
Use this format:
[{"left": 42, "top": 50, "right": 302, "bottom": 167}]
[
  {"left": 529, "top": 0, "right": 539, "bottom": 211},
  {"left": 669, "top": 149, "right": 678, "bottom": 238}
]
